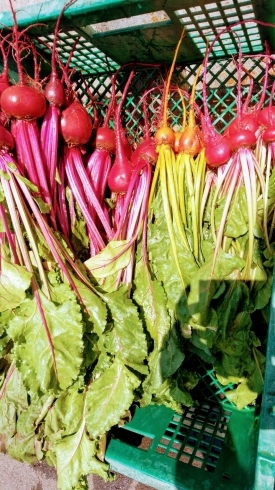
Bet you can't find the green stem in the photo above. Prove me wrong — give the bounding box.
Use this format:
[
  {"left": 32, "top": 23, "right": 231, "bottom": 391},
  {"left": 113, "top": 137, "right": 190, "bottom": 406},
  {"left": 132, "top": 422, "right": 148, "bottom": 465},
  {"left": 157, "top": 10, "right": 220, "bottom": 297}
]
[
  {"left": 164, "top": 146, "right": 189, "bottom": 250},
  {"left": 160, "top": 146, "right": 186, "bottom": 290},
  {"left": 1, "top": 177, "right": 34, "bottom": 274},
  {"left": 239, "top": 151, "right": 254, "bottom": 281},
  {"left": 252, "top": 347, "right": 264, "bottom": 384},
  {"left": 269, "top": 208, "right": 275, "bottom": 242},
  {"left": 148, "top": 155, "right": 161, "bottom": 209},
  {"left": 200, "top": 170, "right": 215, "bottom": 239},
  {"left": 9, "top": 174, "right": 51, "bottom": 299},
  {"left": 210, "top": 161, "right": 233, "bottom": 243},
  {"left": 210, "top": 158, "right": 240, "bottom": 278},
  {"left": 263, "top": 144, "right": 272, "bottom": 251},
  {"left": 172, "top": 151, "right": 180, "bottom": 205},
  {"left": 177, "top": 152, "right": 187, "bottom": 226},
  {"left": 194, "top": 150, "right": 206, "bottom": 261},
  {"left": 256, "top": 136, "right": 266, "bottom": 199},
  {"left": 184, "top": 153, "right": 199, "bottom": 260}
]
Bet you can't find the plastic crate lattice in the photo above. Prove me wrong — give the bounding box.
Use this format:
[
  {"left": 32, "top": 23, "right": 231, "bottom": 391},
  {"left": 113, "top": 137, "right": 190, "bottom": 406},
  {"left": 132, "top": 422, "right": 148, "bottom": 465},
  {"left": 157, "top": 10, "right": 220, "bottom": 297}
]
[{"left": 154, "top": 403, "right": 231, "bottom": 473}]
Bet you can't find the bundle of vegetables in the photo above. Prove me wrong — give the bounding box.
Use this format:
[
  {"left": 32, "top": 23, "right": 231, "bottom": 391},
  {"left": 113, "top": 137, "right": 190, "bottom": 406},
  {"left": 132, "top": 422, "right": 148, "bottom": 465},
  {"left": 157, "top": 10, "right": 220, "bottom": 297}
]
[
  {"left": 0, "top": 6, "right": 153, "bottom": 490},
  {"left": 137, "top": 29, "right": 274, "bottom": 412},
  {"left": 0, "top": 5, "right": 275, "bottom": 489}
]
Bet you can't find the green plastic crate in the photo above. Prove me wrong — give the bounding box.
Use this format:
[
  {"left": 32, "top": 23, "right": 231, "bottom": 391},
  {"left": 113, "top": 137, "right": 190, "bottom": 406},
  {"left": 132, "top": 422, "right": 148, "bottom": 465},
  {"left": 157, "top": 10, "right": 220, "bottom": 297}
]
[
  {"left": 106, "top": 393, "right": 257, "bottom": 489},
  {"left": 1, "top": 1, "right": 275, "bottom": 489},
  {"left": 104, "top": 274, "right": 275, "bottom": 490},
  {"left": 1, "top": 0, "right": 275, "bottom": 71}
]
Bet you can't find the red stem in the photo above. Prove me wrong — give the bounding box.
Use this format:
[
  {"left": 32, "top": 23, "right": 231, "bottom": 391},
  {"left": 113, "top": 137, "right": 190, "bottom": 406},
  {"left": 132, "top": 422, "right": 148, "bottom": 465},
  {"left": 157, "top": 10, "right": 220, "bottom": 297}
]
[
  {"left": 51, "top": 0, "right": 75, "bottom": 78},
  {"left": 8, "top": 0, "right": 24, "bottom": 84}
]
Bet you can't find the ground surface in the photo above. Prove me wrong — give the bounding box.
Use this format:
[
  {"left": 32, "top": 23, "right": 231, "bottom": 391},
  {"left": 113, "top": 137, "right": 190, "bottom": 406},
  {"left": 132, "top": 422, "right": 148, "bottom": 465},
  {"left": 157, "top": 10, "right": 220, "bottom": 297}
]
[{"left": 0, "top": 454, "right": 154, "bottom": 490}]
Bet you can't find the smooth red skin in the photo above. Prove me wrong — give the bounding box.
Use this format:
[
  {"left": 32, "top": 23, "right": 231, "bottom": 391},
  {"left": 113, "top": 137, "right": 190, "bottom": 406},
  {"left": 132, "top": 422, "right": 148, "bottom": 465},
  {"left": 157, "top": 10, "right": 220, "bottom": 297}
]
[
  {"left": 228, "top": 129, "right": 257, "bottom": 150},
  {"left": 178, "top": 126, "right": 203, "bottom": 156},
  {"left": 95, "top": 127, "right": 116, "bottom": 152},
  {"left": 131, "top": 139, "right": 157, "bottom": 166},
  {"left": 0, "top": 125, "right": 14, "bottom": 150},
  {"left": 205, "top": 139, "right": 232, "bottom": 167},
  {"left": 258, "top": 107, "right": 275, "bottom": 128},
  {"left": 61, "top": 101, "right": 93, "bottom": 146},
  {"left": 0, "top": 85, "right": 46, "bottom": 119},
  {"left": 155, "top": 126, "right": 175, "bottom": 146},
  {"left": 262, "top": 125, "right": 275, "bottom": 143},
  {"left": 44, "top": 77, "right": 65, "bottom": 107},
  {"left": 107, "top": 160, "right": 132, "bottom": 193},
  {"left": 228, "top": 113, "right": 259, "bottom": 136}
]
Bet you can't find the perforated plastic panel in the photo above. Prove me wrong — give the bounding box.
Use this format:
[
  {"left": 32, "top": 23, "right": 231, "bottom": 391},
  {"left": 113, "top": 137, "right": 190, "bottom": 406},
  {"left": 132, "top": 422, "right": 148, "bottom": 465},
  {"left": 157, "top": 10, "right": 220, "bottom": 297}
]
[
  {"left": 71, "top": 57, "right": 275, "bottom": 139},
  {"left": 154, "top": 404, "right": 231, "bottom": 472},
  {"left": 1, "top": 0, "right": 275, "bottom": 69}
]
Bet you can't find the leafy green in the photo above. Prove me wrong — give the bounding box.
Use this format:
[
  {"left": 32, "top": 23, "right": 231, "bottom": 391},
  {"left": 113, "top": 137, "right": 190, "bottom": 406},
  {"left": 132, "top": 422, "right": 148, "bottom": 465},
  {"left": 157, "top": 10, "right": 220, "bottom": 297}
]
[
  {"left": 33, "top": 197, "right": 51, "bottom": 214},
  {"left": 103, "top": 286, "right": 148, "bottom": 373},
  {"left": 56, "top": 421, "right": 111, "bottom": 490},
  {"left": 85, "top": 240, "right": 132, "bottom": 279},
  {"left": 0, "top": 365, "right": 28, "bottom": 453},
  {"left": 0, "top": 257, "right": 32, "bottom": 312},
  {"left": 8, "top": 292, "right": 84, "bottom": 393},
  {"left": 86, "top": 359, "right": 140, "bottom": 438},
  {"left": 8, "top": 394, "right": 48, "bottom": 463},
  {"left": 69, "top": 197, "right": 89, "bottom": 257},
  {"left": 69, "top": 273, "right": 107, "bottom": 336},
  {"left": 0, "top": 109, "right": 274, "bottom": 490},
  {"left": 133, "top": 256, "right": 171, "bottom": 349}
]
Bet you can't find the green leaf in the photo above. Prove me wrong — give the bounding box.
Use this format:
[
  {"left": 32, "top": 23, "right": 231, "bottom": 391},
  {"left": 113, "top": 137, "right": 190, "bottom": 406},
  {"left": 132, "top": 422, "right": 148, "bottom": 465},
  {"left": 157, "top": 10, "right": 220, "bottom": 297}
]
[
  {"left": 69, "top": 273, "right": 107, "bottom": 336},
  {"left": 56, "top": 419, "right": 111, "bottom": 490},
  {"left": 226, "top": 187, "right": 248, "bottom": 238},
  {"left": 0, "top": 365, "right": 28, "bottom": 453},
  {"left": 8, "top": 394, "right": 49, "bottom": 464},
  {"left": 151, "top": 378, "right": 191, "bottom": 412},
  {"left": 8, "top": 293, "right": 84, "bottom": 393},
  {"left": 188, "top": 251, "right": 245, "bottom": 329},
  {"left": 33, "top": 197, "right": 51, "bottom": 214},
  {"left": 104, "top": 286, "right": 148, "bottom": 373},
  {"left": 0, "top": 170, "right": 10, "bottom": 180},
  {"left": 70, "top": 198, "right": 89, "bottom": 256},
  {"left": 0, "top": 257, "right": 32, "bottom": 312},
  {"left": 214, "top": 251, "right": 245, "bottom": 278},
  {"left": 225, "top": 376, "right": 262, "bottom": 410},
  {"left": 45, "top": 387, "right": 86, "bottom": 443},
  {"left": 169, "top": 379, "right": 193, "bottom": 406},
  {"left": 85, "top": 240, "right": 132, "bottom": 279},
  {"left": 159, "top": 327, "right": 185, "bottom": 378},
  {"left": 13, "top": 172, "right": 39, "bottom": 192},
  {"left": 141, "top": 327, "right": 185, "bottom": 405},
  {"left": 141, "top": 349, "right": 164, "bottom": 405},
  {"left": 214, "top": 187, "right": 248, "bottom": 239},
  {"left": 147, "top": 185, "right": 198, "bottom": 300},
  {"left": 217, "top": 311, "right": 252, "bottom": 359},
  {"left": 133, "top": 257, "right": 171, "bottom": 349},
  {"left": 86, "top": 358, "right": 140, "bottom": 439},
  {"left": 216, "top": 275, "right": 251, "bottom": 341},
  {"left": 253, "top": 273, "right": 273, "bottom": 311}
]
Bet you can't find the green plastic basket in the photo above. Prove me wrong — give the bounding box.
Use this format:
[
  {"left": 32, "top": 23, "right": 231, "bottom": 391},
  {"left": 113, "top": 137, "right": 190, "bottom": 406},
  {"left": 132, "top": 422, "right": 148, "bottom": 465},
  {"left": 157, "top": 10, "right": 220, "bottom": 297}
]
[
  {"left": 105, "top": 384, "right": 257, "bottom": 490},
  {"left": 105, "top": 273, "right": 275, "bottom": 490},
  {"left": 1, "top": 1, "right": 275, "bottom": 489}
]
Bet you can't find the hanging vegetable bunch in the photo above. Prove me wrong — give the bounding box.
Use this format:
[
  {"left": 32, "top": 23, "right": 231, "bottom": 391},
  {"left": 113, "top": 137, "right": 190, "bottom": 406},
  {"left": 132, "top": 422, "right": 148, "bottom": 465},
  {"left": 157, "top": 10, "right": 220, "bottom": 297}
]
[{"left": 0, "top": 3, "right": 274, "bottom": 488}]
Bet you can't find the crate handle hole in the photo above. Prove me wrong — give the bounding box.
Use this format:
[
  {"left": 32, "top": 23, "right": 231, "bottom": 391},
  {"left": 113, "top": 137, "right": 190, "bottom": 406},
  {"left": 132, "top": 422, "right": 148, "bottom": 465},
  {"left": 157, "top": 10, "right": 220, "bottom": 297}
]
[{"left": 222, "top": 473, "right": 231, "bottom": 480}]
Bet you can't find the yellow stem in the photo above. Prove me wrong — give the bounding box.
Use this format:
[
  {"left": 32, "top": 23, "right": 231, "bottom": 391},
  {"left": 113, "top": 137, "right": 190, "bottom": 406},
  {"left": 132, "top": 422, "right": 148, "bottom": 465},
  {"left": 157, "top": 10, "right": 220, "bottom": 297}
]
[{"left": 162, "top": 28, "right": 185, "bottom": 127}]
